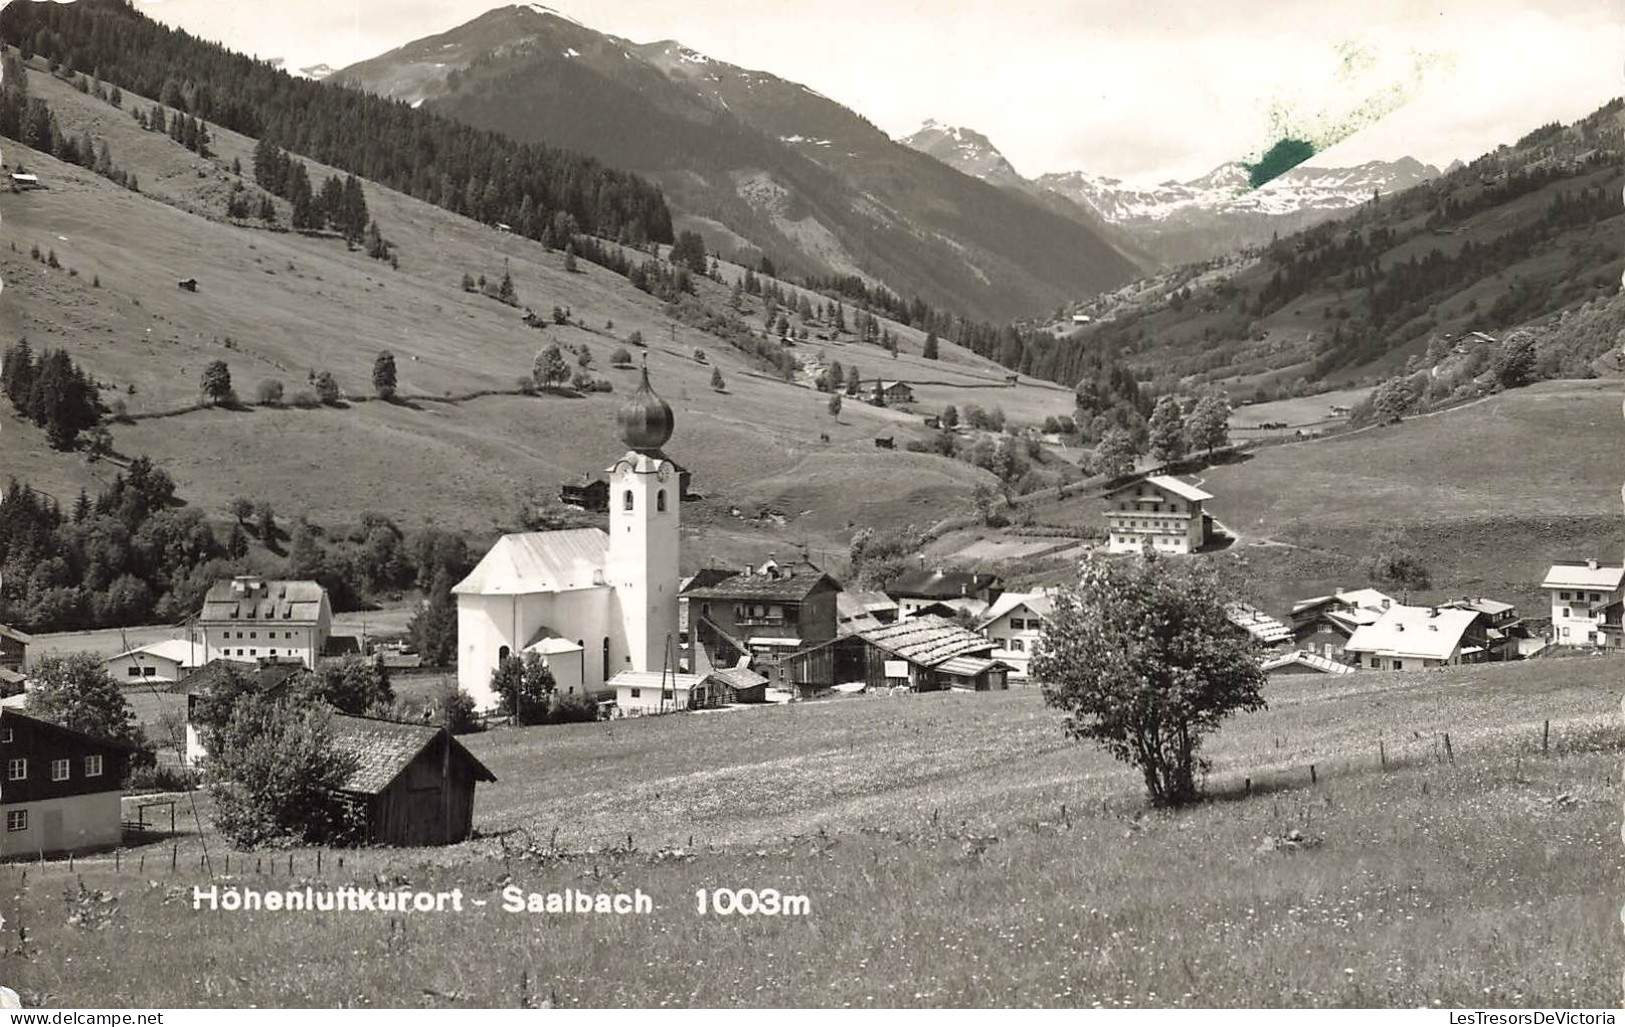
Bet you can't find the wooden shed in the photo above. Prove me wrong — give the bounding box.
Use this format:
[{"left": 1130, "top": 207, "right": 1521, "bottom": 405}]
[
  {"left": 328, "top": 716, "right": 495, "bottom": 847},
  {"left": 782, "top": 615, "right": 1006, "bottom": 696}
]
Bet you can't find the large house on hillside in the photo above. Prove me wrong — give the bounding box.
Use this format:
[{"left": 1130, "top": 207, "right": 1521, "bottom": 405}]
[
  {"left": 1103, "top": 475, "right": 1213, "bottom": 555},
  {"left": 196, "top": 578, "right": 332, "bottom": 669},
  {"left": 1540, "top": 559, "right": 1625, "bottom": 648},
  {"left": 1344, "top": 605, "right": 1485, "bottom": 671},
  {"left": 1, "top": 709, "right": 135, "bottom": 858}
]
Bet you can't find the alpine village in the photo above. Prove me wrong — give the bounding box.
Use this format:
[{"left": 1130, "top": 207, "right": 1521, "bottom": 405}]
[{"left": 0, "top": 0, "right": 1620, "bottom": 1010}]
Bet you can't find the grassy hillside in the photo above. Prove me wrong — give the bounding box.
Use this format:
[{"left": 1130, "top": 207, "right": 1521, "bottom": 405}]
[
  {"left": 1, "top": 61, "right": 1073, "bottom": 567},
  {"left": 6, "top": 658, "right": 1619, "bottom": 1006}
]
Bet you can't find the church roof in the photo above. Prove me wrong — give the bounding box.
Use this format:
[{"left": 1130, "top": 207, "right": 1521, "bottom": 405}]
[{"left": 452, "top": 529, "right": 610, "bottom": 596}]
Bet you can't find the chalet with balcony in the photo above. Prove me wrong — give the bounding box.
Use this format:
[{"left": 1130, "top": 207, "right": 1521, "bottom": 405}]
[
  {"left": 975, "top": 591, "right": 1055, "bottom": 679},
  {"left": 681, "top": 558, "right": 842, "bottom": 687},
  {"left": 1288, "top": 587, "right": 1396, "bottom": 662},
  {"left": 1344, "top": 605, "right": 1484, "bottom": 671},
  {"left": 1103, "top": 475, "right": 1213, "bottom": 555}
]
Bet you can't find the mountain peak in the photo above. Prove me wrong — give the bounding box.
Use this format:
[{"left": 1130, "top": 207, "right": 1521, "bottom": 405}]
[{"left": 899, "top": 121, "right": 1023, "bottom": 186}]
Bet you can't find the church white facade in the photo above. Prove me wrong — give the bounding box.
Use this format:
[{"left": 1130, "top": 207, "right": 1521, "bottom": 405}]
[{"left": 453, "top": 363, "right": 682, "bottom": 712}]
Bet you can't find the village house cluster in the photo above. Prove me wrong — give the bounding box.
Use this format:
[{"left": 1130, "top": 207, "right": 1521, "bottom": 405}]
[{"left": 2, "top": 369, "right": 1620, "bottom": 861}]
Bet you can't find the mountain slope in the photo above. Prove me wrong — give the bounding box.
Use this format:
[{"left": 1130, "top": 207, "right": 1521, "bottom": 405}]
[
  {"left": 332, "top": 4, "right": 1136, "bottom": 322},
  {"left": 899, "top": 120, "right": 1441, "bottom": 267},
  {"left": 1047, "top": 98, "right": 1625, "bottom": 396}
]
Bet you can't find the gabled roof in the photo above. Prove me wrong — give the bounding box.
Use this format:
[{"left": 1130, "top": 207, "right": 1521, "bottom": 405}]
[
  {"left": 1260, "top": 650, "right": 1358, "bottom": 675},
  {"left": 452, "top": 529, "right": 610, "bottom": 596},
  {"left": 1541, "top": 561, "right": 1625, "bottom": 591},
  {"left": 976, "top": 591, "right": 1055, "bottom": 629},
  {"left": 1345, "top": 606, "right": 1478, "bottom": 662},
  {"left": 837, "top": 590, "right": 898, "bottom": 618},
  {"left": 328, "top": 715, "right": 495, "bottom": 795},
  {"left": 200, "top": 579, "right": 328, "bottom": 624},
  {"left": 1291, "top": 588, "right": 1395, "bottom": 616},
  {"left": 710, "top": 666, "right": 768, "bottom": 691},
  {"left": 1224, "top": 602, "right": 1293, "bottom": 645},
  {"left": 0, "top": 624, "right": 33, "bottom": 645},
  {"left": 936, "top": 655, "right": 1007, "bottom": 677},
  {"left": 170, "top": 658, "right": 305, "bottom": 696},
  {"left": 886, "top": 568, "right": 1002, "bottom": 600},
  {"left": 0, "top": 708, "right": 139, "bottom": 752},
  {"left": 1440, "top": 596, "right": 1516, "bottom": 617},
  {"left": 523, "top": 627, "right": 583, "bottom": 656},
  {"left": 1108, "top": 474, "right": 1212, "bottom": 503},
  {"left": 606, "top": 670, "right": 711, "bottom": 692},
  {"left": 853, "top": 615, "right": 996, "bottom": 667},
  {"left": 681, "top": 563, "right": 839, "bottom": 602},
  {"left": 108, "top": 639, "right": 204, "bottom": 667}
]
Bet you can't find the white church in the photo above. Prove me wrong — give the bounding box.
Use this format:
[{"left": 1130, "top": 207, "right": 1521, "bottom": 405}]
[{"left": 453, "top": 362, "right": 684, "bottom": 711}]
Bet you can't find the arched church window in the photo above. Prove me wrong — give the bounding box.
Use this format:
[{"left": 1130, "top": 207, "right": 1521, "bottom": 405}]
[
  {"left": 498, "top": 645, "right": 510, "bottom": 663},
  {"left": 657, "top": 489, "right": 667, "bottom": 512},
  {"left": 623, "top": 490, "right": 634, "bottom": 511}
]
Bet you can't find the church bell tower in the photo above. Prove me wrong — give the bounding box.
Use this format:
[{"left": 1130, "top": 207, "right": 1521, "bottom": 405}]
[{"left": 607, "top": 359, "right": 681, "bottom": 675}]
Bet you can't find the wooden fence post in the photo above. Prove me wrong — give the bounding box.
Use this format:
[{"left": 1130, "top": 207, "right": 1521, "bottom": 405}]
[
  {"left": 1543, "top": 720, "right": 1550, "bottom": 755},
  {"left": 1310, "top": 764, "right": 1317, "bottom": 785},
  {"left": 171, "top": 844, "right": 178, "bottom": 872},
  {"left": 1444, "top": 733, "right": 1454, "bottom": 763},
  {"left": 1379, "top": 740, "right": 1387, "bottom": 770}
]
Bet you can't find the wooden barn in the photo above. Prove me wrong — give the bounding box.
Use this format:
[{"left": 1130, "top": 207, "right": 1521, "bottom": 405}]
[
  {"left": 328, "top": 716, "right": 495, "bottom": 847},
  {"left": 783, "top": 615, "right": 1010, "bottom": 696}
]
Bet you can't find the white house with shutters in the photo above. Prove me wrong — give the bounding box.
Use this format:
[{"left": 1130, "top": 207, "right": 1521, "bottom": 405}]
[
  {"left": 1541, "top": 559, "right": 1625, "bottom": 647},
  {"left": 974, "top": 591, "right": 1055, "bottom": 679}
]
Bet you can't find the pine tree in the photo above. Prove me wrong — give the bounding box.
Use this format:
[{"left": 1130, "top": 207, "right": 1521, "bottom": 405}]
[
  {"left": 711, "top": 367, "right": 726, "bottom": 392},
  {"left": 371, "top": 351, "right": 398, "bottom": 400},
  {"left": 922, "top": 331, "right": 939, "bottom": 359}
]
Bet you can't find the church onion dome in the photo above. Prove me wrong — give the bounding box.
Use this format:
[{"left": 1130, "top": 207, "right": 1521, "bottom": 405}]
[{"left": 617, "top": 358, "right": 675, "bottom": 452}]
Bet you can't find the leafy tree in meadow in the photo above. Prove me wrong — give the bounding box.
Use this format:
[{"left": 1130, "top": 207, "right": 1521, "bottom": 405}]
[
  {"left": 200, "top": 360, "right": 233, "bottom": 406},
  {"left": 229, "top": 496, "right": 253, "bottom": 525},
  {"left": 711, "top": 366, "right": 726, "bottom": 392},
  {"left": 827, "top": 392, "right": 842, "bottom": 417},
  {"left": 1184, "top": 393, "right": 1231, "bottom": 456},
  {"left": 922, "top": 331, "right": 939, "bottom": 360},
  {"left": 204, "top": 694, "right": 361, "bottom": 847},
  {"left": 941, "top": 404, "right": 958, "bottom": 429},
  {"left": 492, "top": 651, "right": 556, "bottom": 726},
  {"left": 24, "top": 653, "right": 148, "bottom": 757},
  {"left": 1490, "top": 331, "right": 1538, "bottom": 390},
  {"left": 1094, "top": 427, "right": 1138, "bottom": 479},
  {"left": 1367, "top": 529, "right": 1432, "bottom": 591},
  {"left": 1147, "top": 394, "right": 1187, "bottom": 464},
  {"left": 371, "top": 350, "right": 398, "bottom": 400},
  {"left": 533, "top": 344, "right": 570, "bottom": 390},
  {"left": 254, "top": 500, "right": 277, "bottom": 543},
  {"left": 311, "top": 370, "right": 341, "bottom": 405},
  {"left": 1033, "top": 552, "right": 1266, "bottom": 807},
  {"left": 409, "top": 567, "right": 459, "bottom": 666}
]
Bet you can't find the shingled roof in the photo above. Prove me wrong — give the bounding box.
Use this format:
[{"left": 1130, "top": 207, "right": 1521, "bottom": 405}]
[
  {"left": 169, "top": 658, "right": 307, "bottom": 695},
  {"left": 328, "top": 715, "right": 495, "bottom": 795},
  {"left": 856, "top": 615, "right": 996, "bottom": 667},
  {"left": 885, "top": 569, "right": 1002, "bottom": 600},
  {"left": 682, "top": 563, "right": 839, "bottom": 602}
]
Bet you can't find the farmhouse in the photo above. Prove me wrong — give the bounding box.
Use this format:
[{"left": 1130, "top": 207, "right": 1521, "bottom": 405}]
[
  {"left": 455, "top": 363, "right": 684, "bottom": 711},
  {"left": 1, "top": 709, "right": 135, "bottom": 858},
  {"left": 1539, "top": 559, "right": 1625, "bottom": 648},
  {"left": 197, "top": 577, "right": 332, "bottom": 669},
  {"left": 104, "top": 639, "right": 205, "bottom": 684},
  {"left": 1288, "top": 587, "right": 1396, "bottom": 661},
  {"left": 611, "top": 663, "right": 769, "bottom": 715},
  {"left": 9, "top": 172, "right": 40, "bottom": 191},
  {"left": 876, "top": 380, "right": 914, "bottom": 404},
  {"left": 886, "top": 568, "right": 1003, "bottom": 617},
  {"left": 328, "top": 715, "right": 496, "bottom": 847},
  {"left": 1103, "top": 475, "right": 1213, "bottom": 555},
  {"left": 975, "top": 590, "right": 1055, "bottom": 679},
  {"left": 681, "top": 557, "right": 841, "bottom": 688},
  {"left": 1344, "top": 605, "right": 1483, "bottom": 671},
  {"left": 1438, "top": 596, "right": 1523, "bottom": 659},
  {"left": 783, "top": 615, "right": 1010, "bottom": 695}
]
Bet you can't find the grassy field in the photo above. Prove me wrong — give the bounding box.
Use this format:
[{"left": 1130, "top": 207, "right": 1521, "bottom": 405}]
[
  {"left": 0, "top": 64, "right": 1066, "bottom": 564},
  {"left": 3, "top": 657, "right": 1619, "bottom": 1007}
]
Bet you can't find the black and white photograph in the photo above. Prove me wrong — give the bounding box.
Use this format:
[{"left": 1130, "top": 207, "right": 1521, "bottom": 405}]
[{"left": 0, "top": 0, "right": 1620, "bottom": 1012}]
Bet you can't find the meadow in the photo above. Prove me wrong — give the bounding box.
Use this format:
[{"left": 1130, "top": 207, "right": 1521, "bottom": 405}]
[{"left": 3, "top": 657, "right": 1619, "bottom": 1007}]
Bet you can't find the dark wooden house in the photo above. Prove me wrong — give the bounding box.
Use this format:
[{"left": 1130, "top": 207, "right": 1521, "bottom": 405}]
[
  {"left": 1, "top": 709, "right": 136, "bottom": 858},
  {"left": 683, "top": 559, "right": 842, "bottom": 687},
  {"left": 0, "top": 624, "right": 29, "bottom": 695},
  {"left": 328, "top": 716, "right": 496, "bottom": 847},
  {"left": 783, "top": 615, "right": 1009, "bottom": 697},
  {"left": 885, "top": 568, "right": 1003, "bottom": 618}
]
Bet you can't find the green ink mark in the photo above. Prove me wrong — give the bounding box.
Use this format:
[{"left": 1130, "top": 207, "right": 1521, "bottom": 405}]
[{"left": 1244, "top": 138, "right": 1317, "bottom": 189}]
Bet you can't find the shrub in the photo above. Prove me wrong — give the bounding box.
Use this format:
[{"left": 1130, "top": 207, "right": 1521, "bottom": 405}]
[
  {"left": 610, "top": 346, "right": 633, "bottom": 367},
  {"left": 289, "top": 389, "right": 320, "bottom": 409},
  {"left": 312, "top": 371, "right": 341, "bottom": 405},
  {"left": 255, "top": 379, "right": 284, "bottom": 405}
]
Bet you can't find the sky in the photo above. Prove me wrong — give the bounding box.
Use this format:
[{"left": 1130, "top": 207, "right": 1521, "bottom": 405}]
[{"left": 131, "top": 0, "right": 1625, "bottom": 184}]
